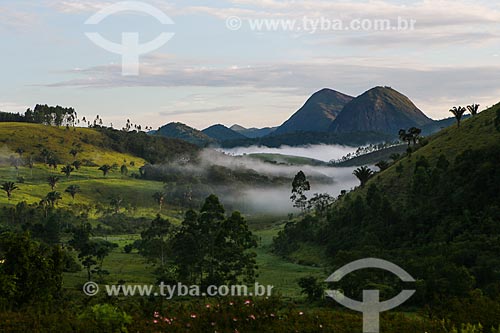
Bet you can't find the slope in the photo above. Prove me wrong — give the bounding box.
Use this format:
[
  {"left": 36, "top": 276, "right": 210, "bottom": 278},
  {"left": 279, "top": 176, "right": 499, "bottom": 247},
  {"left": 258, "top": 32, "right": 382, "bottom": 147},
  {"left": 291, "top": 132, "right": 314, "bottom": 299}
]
[
  {"left": 329, "top": 86, "right": 433, "bottom": 134},
  {"left": 273, "top": 88, "right": 354, "bottom": 135},
  {"left": 202, "top": 124, "right": 247, "bottom": 141}
]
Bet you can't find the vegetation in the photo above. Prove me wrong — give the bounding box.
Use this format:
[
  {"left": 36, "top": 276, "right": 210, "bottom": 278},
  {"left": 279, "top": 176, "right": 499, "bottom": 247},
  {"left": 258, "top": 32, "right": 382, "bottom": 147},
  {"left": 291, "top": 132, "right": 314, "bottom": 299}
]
[{"left": 273, "top": 103, "right": 500, "bottom": 330}]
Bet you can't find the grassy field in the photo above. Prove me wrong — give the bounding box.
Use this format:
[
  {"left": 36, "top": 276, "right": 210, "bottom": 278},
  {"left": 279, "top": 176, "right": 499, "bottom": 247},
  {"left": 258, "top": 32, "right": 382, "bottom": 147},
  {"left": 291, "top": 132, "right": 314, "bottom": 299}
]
[
  {"left": 0, "top": 122, "right": 339, "bottom": 300},
  {"left": 62, "top": 222, "right": 324, "bottom": 299}
]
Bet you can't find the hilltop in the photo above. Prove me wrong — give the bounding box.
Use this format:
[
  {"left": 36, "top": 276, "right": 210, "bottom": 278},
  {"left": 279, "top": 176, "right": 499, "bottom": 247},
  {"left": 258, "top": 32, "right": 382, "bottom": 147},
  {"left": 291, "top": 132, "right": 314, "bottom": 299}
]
[
  {"left": 0, "top": 123, "right": 198, "bottom": 212},
  {"left": 230, "top": 124, "right": 277, "bottom": 138},
  {"left": 202, "top": 124, "right": 247, "bottom": 141},
  {"left": 329, "top": 86, "right": 433, "bottom": 134},
  {"left": 273, "top": 88, "right": 353, "bottom": 135},
  {"left": 156, "top": 122, "right": 215, "bottom": 147}
]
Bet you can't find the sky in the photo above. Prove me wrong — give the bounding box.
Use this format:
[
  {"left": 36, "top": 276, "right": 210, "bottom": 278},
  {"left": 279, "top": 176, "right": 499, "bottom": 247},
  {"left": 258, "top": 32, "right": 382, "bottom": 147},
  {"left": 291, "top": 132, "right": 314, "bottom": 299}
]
[{"left": 1, "top": 0, "right": 499, "bottom": 130}]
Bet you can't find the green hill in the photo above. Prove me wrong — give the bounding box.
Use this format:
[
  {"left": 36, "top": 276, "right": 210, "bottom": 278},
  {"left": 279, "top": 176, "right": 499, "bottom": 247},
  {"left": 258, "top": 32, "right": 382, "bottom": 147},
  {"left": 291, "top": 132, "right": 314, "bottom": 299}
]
[
  {"left": 0, "top": 123, "right": 197, "bottom": 215},
  {"left": 273, "top": 103, "right": 500, "bottom": 326},
  {"left": 202, "top": 124, "right": 247, "bottom": 141},
  {"left": 156, "top": 122, "right": 215, "bottom": 147}
]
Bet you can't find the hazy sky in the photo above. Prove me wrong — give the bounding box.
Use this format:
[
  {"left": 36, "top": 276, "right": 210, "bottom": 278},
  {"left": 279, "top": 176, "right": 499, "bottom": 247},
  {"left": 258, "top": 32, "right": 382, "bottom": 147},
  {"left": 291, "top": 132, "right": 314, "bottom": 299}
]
[{"left": 1, "top": 0, "right": 499, "bottom": 130}]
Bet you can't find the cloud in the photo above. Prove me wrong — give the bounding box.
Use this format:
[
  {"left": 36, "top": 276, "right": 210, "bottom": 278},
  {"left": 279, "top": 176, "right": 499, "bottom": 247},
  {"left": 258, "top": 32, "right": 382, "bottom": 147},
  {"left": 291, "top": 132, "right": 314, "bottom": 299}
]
[
  {"left": 0, "top": 6, "right": 40, "bottom": 31},
  {"left": 159, "top": 106, "right": 241, "bottom": 116}
]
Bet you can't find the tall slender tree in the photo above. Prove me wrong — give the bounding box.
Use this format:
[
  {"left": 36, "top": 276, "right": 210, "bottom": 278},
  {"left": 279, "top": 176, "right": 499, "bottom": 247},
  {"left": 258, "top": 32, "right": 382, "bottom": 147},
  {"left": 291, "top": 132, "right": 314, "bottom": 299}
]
[
  {"left": 47, "top": 176, "right": 60, "bottom": 190},
  {"left": 1, "top": 182, "right": 18, "bottom": 200},
  {"left": 450, "top": 106, "right": 467, "bottom": 128},
  {"left": 467, "top": 104, "right": 480, "bottom": 117}
]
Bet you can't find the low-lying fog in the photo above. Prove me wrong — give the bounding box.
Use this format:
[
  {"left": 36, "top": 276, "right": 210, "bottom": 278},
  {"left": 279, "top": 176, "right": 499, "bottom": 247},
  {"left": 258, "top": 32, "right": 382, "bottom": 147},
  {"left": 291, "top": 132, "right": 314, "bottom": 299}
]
[
  {"left": 218, "top": 144, "right": 357, "bottom": 162},
  {"left": 199, "top": 146, "right": 360, "bottom": 215}
]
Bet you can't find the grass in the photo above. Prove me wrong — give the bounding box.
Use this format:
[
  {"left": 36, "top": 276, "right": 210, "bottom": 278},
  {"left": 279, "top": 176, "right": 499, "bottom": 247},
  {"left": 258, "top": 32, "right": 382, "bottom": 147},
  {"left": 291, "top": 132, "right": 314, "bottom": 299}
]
[
  {"left": 0, "top": 122, "right": 146, "bottom": 166},
  {"left": 354, "top": 103, "right": 500, "bottom": 203},
  {"left": 0, "top": 122, "right": 347, "bottom": 300}
]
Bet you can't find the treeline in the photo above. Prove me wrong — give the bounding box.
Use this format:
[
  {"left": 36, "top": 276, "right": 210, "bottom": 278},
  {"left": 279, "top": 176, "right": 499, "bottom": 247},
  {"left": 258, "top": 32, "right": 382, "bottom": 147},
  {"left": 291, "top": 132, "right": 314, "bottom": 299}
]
[{"left": 0, "top": 105, "right": 77, "bottom": 126}]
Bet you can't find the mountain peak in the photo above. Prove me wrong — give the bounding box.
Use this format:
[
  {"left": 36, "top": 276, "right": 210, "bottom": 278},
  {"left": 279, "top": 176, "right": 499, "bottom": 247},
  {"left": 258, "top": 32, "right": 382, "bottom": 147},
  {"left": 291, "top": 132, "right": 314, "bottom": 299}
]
[
  {"left": 329, "top": 87, "right": 433, "bottom": 134},
  {"left": 202, "top": 124, "right": 247, "bottom": 141},
  {"left": 273, "top": 88, "right": 354, "bottom": 135}
]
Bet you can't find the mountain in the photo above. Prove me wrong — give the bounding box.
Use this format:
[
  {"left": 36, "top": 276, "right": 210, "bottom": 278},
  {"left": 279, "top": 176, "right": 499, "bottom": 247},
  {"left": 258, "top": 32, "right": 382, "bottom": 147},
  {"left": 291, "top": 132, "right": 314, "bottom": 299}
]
[
  {"left": 156, "top": 122, "right": 215, "bottom": 147},
  {"left": 329, "top": 86, "right": 433, "bottom": 135},
  {"left": 273, "top": 88, "right": 354, "bottom": 135},
  {"left": 202, "top": 124, "right": 247, "bottom": 141},
  {"left": 421, "top": 115, "right": 471, "bottom": 135},
  {"left": 230, "top": 125, "right": 277, "bottom": 138},
  {"left": 220, "top": 131, "right": 394, "bottom": 148}
]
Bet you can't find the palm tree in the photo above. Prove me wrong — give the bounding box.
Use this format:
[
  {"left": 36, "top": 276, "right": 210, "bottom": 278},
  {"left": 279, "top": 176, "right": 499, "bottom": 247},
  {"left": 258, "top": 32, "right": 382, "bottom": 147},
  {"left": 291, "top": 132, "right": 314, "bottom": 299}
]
[
  {"left": 450, "top": 106, "right": 467, "bottom": 128},
  {"left": 61, "top": 165, "right": 75, "bottom": 178},
  {"left": 98, "top": 164, "right": 112, "bottom": 177},
  {"left": 72, "top": 160, "right": 82, "bottom": 170},
  {"left": 375, "top": 161, "right": 390, "bottom": 171},
  {"left": 467, "top": 104, "right": 480, "bottom": 117},
  {"left": 48, "top": 157, "right": 58, "bottom": 170},
  {"left": 69, "top": 149, "right": 79, "bottom": 159},
  {"left": 65, "top": 185, "right": 81, "bottom": 200},
  {"left": 152, "top": 191, "right": 166, "bottom": 211},
  {"left": 45, "top": 191, "right": 62, "bottom": 207},
  {"left": 353, "top": 166, "right": 374, "bottom": 187},
  {"left": 110, "top": 196, "right": 123, "bottom": 214},
  {"left": 1, "top": 182, "right": 18, "bottom": 200},
  {"left": 47, "top": 176, "right": 60, "bottom": 190}
]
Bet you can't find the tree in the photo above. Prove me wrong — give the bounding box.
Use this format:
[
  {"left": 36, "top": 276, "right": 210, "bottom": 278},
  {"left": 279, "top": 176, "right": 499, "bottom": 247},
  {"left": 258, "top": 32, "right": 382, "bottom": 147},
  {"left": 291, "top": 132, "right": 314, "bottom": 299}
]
[
  {"left": 69, "top": 224, "right": 116, "bottom": 281},
  {"left": 98, "top": 164, "right": 112, "bottom": 177},
  {"left": 120, "top": 164, "right": 128, "bottom": 176},
  {"left": 1, "top": 182, "right": 18, "bottom": 200},
  {"left": 353, "top": 166, "right": 374, "bottom": 187},
  {"left": 170, "top": 195, "right": 257, "bottom": 286},
  {"left": 307, "top": 193, "right": 334, "bottom": 216},
  {"left": 109, "top": 196, "right": 123, "bottom": 214},
  {"left": 408, "top": 127, "right": 422, "bottom": 145},
  {"left": 9, "top": 156, "right": 22, "bottom": 177},
  {"left": 450, "top": 106, "right": 467, "bottom": 128},
  {"left": 0, "top": 232, "right": 64, "bottom": 308},
  {"left": 61, "top": 164, "right": 75, "bottom": 178},
  {"left": 390, "top": 153, "right": 401, "bottom": 161},
  {"left": 467, "top": 104, "right": 480, "bottom": 117},
  {"left": 72, "top": 160, "right": 82, "bottom": 170},
  {"left": 65, "top": 185, "right": 81, "bottom": 199},
  {"left": 138, "top": 214, "right": 176, "bottom": 267},
  {"left": 47, "top": 175, "right": 60, "bottom": 190},
  {"left": 298, "top": 276, "right": 324, "bottom": 301},
  {"left": 47, "top": 155, "right": 60, "bottom": 170},
  {"left": 152, "top": 191, "right": 166, "bottom": 211},
  {"left": 69, "top": 149, "right": 79, "bottom": 158},
  {"left": 290, "top": 171, "right": 311, "bottom": 211},
  {"left": 45, "top": 191, "right": 62, "bottom": 207},
  {"left": 398, "top": 129, "right": 413, "bottom": 146},
  {"left": 375, "top": 160, "right": 390, "bottom": 171}
]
